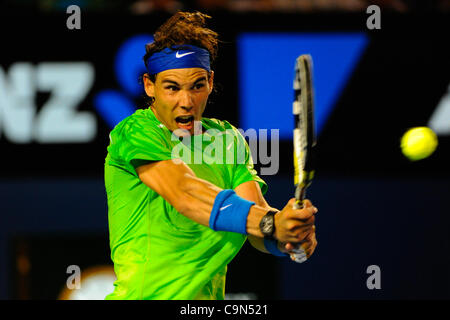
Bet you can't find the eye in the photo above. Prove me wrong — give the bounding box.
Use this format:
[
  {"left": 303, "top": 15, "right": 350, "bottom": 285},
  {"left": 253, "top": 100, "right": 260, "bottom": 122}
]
[
  {"left": 165, "top": 85, "right": 179, "bottom": 92},
  {"left": 193, "top": 83, "right": 205, "bottom": 90}
]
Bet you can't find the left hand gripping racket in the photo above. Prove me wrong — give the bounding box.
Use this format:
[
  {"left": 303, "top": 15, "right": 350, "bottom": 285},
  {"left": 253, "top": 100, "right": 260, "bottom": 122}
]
[{"left": 291, "top": 54, "right": 316, "bottom": 263}]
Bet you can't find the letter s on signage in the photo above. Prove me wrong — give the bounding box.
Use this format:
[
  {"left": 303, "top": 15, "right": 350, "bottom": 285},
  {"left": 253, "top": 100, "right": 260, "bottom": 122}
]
[{"left": 0, "top": 62, "right": 96, "bottom": 144}]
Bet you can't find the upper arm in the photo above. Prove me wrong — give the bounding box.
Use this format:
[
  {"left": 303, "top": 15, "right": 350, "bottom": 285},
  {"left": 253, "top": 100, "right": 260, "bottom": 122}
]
[
  {"left": 136, "top": 159, "right": 222, "bottom": 227},
  {"left": 136, "top": 160, "right": 196, "bottom": 213}
]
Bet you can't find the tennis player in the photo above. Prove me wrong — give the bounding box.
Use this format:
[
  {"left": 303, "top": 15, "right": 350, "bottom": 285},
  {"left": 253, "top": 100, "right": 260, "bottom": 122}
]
[{"left": 104, "top": 11, "right": 318, "bottom": 300}]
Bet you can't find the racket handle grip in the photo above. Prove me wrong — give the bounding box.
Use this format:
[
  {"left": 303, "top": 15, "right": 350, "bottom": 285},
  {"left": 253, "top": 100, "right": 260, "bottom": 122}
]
[
  {"left": 294, "top": 186, "right": 306, "bottom": 209},
  {"left": 289, "top": 244, "right": 308, "bottom": 263},
  {"left": 293, "top": 200, "right": 303, "bottom": 209},
  {"left": 292, "top": 192, "right": 307, "bottom": 263},
  {"left": 290, "top": 251, "right": 308, "bottom": 264},
  {"left": 294, "top": 199, "right": 303, "bottom": 209}
]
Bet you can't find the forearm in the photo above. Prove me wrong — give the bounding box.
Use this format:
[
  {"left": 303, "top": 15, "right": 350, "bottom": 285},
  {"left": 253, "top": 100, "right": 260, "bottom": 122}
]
[
  {"left": 183, "top": 177, "right": 315, "bottom": 258},
  {"left": 181, "top": 174, "right": 268, "bottom": 237},
  {"left": 137, "top": 161, "right": 270, "bottom": 237},
  {"left": 248, "top": 235, "right": 269, "bottom": 254},
  {"left": 177, "top": 174, "right": 222, "bottom": 226},
  {"left": 233, "top": 181, "right": 275, "bottom": 253}
]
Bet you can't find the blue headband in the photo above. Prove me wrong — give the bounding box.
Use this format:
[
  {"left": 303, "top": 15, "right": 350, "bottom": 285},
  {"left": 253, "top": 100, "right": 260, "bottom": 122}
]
[{"left": 145, "top": 44, "right": 211, "bottom": 75}]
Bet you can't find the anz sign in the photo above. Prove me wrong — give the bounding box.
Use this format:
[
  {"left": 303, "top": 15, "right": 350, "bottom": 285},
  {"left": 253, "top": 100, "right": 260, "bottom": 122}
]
[
  {"left": 0, "top": 34, "right": 153, "bottom": 145},
  {"left": 0, "top": 62, "right": 95, "bottom": 143}
]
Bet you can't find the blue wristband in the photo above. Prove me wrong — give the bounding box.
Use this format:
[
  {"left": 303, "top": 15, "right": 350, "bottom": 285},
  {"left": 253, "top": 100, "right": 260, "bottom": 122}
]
[
  {"left": 264, "top": 238, "right": 289, "bottom": 257},
  {"left": 209, "top": 189, "right": 255, "bottom": 235}
]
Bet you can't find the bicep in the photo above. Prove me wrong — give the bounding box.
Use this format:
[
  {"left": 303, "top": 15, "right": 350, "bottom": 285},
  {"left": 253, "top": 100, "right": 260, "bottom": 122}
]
[
  {"left": 136, "top": 160, "right": 195, "bottom": 212},
  {"left": 136, "top": 159, "right": 222, "bottom": 227}
]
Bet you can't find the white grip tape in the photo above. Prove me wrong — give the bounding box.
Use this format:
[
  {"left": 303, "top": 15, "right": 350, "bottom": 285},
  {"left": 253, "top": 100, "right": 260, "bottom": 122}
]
[{"left": 290, "top": 246, "right": 307, "bottom": 264}]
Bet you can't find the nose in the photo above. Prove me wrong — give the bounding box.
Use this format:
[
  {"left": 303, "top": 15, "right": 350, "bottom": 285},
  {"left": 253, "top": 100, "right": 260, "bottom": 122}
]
[{"left": 178, "top": 90, "right": 194, "bottom": 111}]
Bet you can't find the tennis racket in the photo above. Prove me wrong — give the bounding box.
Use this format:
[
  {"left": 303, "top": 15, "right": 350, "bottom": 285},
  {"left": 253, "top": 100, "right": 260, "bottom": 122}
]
[{"left": 291, "top": 54, "right": 316, "bottom": 263}]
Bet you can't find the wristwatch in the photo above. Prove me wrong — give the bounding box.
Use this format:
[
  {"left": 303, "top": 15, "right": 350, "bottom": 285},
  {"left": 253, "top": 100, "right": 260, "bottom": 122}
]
[{"left": 259, "top": 210, "right": 278, "bottom": 239}]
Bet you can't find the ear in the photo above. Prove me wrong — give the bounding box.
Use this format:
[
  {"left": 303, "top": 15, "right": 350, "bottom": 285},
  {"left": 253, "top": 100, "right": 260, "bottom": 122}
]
[
  {"left": 208, "top": 71, "right": 214, "bottom": 94},
  {"left": 143, "top": 73, "right": 155, "bottom": 98}
]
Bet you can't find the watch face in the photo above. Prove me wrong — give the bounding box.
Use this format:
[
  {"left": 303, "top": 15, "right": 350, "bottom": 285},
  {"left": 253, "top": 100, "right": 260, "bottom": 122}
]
[
  {"left": 262, "top": 219, "right": 273, "bottom": 233},
  {"left": 261, "top": 214, "right": 274, "bottom": 236}
]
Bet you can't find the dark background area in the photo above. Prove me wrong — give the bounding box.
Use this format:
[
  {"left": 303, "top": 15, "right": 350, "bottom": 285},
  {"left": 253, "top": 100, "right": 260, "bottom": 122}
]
[{"left": 0, "top": 2, "right": 449, "bottom": 300}]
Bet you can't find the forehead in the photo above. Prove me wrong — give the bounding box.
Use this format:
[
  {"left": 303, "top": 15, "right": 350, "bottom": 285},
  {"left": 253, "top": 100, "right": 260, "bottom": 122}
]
[{"left": 157, "top": 68, "right": 209, "bottom": 84}]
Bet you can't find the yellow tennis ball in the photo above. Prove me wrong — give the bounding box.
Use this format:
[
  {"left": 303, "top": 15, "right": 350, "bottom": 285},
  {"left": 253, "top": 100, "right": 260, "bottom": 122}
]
[{"left": 401, "top": 127, "right": 438, "bottom": 161}]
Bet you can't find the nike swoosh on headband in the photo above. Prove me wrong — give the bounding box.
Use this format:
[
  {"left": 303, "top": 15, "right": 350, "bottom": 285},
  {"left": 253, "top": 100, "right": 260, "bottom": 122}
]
[
  {"left": 146, "top": 45, "right": 211, "bottom": 75},
  {"left": 175, "top": 51, "right": 195, "bottom": 58}
]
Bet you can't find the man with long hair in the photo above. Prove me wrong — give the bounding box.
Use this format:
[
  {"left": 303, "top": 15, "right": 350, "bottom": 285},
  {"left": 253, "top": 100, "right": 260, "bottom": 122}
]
[{"left": 104, "top": 11, "right": 317, "bottom": 300}]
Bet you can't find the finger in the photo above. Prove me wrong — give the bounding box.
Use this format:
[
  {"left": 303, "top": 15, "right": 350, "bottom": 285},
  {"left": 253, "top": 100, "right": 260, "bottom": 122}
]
[
  {"left": 288, "top": 240, "right": 305, "bottom": 252},
  {"left": 285, "top": 241, "right": 306, "bottom": 252},
  {"left": 287, "top": 222, "right": 315, "bottom": 238},
  {"left": 285, "top": 242, "right": 295, "bottom": 251},
  {"left": 299, "top": 237, "right": 313, "bottom": 251},
  {"left": 290, "top": 227, "right": 317, "bottom": 256},
  {"left": 288, "top": 222, "right": 315, "bottom": 242},
  {"left": 286, "top": 198, "right": 318, "bottom": 217},
  {"left": 305, "top": 239, "right": 317, "bottom": 258},
  {"left": 291, "top": 199, "right": 312, "bottom": 208},
  {"left": 304, "top": 226, "right": 316, "bottom": 241},
  {"left": 303, "top": 235, "right": 317, "bottom": 258},
  {"left": 290, "top": 206, "right": 317, "bottom": 220},
  {"left": 294, "top": 225, "right": 315, "bottom": 242},
  {"left": 302, "top": 199, "right": 312, "bottom": 208},
  {"left": 298, "top": 199, "right": 318, "bottom": 212},
  {"left": 286, "top": 198, "right": 297, "bottom": 208},
  {"left": 290, "top": 216, "right": 315, "bottom": 229},
  {"left": 278, "top": 232, "right": 303, "bottom": 242}
]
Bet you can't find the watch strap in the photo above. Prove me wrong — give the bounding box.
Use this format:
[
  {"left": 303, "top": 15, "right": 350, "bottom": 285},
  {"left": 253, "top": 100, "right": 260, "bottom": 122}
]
[{"left": 264, "top": 238, "right": 289, "bottom": 257}]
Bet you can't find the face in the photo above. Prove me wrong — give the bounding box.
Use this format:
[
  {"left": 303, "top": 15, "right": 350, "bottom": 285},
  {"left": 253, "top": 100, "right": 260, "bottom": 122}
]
[{"left": 144, "top": 68, "right": 214, "bottom": 136}]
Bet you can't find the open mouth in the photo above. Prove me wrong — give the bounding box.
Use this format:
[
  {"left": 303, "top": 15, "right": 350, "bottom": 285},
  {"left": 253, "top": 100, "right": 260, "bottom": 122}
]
[{"left": 175, "top": 115, "right": 195, "bottom": 130}]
